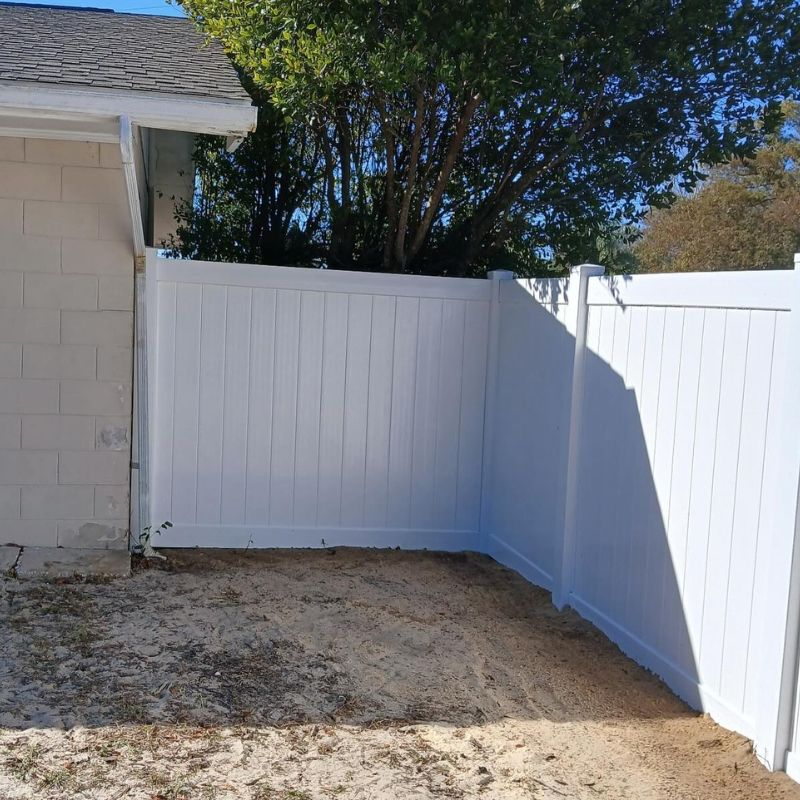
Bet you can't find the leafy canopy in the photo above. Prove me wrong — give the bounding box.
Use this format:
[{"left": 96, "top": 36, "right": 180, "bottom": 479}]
[
  {"left": 635, "top": 103, "right": 800, "bottom": 272},
  {"left": 179, "top": 0, "right": 800, "bottom": 275}
]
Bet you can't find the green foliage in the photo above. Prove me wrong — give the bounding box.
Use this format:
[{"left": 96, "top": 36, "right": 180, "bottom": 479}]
[
  {"left": 178, "top": 0, "right": 799, "bottom": 276},
  {"left": 635, "top": 103, "right": 800, "bottom": 272},
  {"left": 136, "top": 520, "right": 173, "bottom": 556},
  {"left": 166, "top": 99, "right": 324, "bottom": 266}
]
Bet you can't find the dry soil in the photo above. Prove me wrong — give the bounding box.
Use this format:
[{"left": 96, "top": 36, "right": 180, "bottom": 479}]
[{"left": 0, "top": 548, "right": 798, "bottom": 799}]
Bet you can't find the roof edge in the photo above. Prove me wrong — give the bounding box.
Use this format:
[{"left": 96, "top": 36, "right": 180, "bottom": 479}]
[{"left": 0, "top": 80, "right": 257, "bottom": 138}]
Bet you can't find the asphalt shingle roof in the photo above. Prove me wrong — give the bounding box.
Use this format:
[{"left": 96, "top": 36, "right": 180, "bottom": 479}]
[{"left": 0, "top": 3, "right": 252, "bottom": 104}]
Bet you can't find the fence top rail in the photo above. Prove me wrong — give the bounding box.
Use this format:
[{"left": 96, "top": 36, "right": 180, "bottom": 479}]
[
  {"left": 499, "top": 276, "right": 574, "bottom": 307},
  {"left": 587, "top": 268, "right": 795, "bottom": 311},
  {"left": 153, "top": 254, "right": 492, "bottom": 302}
]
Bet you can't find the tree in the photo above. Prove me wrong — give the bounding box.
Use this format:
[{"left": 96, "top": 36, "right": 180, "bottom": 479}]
[
  {"left": 635, "top": 105, "right": 800, "bottom": 272},
  {"left": 180, "top": 0, "right": 799, "bottom": 276},
  {"left": 166, "top": 99, "right": 325, "bottom": 266}
]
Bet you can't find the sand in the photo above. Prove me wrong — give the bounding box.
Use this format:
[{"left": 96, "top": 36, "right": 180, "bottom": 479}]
[{"left": 0, "top": 547, "right": 798, "bottom": 799}]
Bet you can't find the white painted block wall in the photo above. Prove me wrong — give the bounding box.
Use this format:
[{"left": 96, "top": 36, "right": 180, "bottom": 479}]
[{"left": 0, "top": 136, "right": 133, "bottom": 549}]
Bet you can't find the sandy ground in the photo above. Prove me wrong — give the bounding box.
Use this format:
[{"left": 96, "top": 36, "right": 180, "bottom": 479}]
[{"left": 0, "top": 548, "right": 798, "bottom": 800}]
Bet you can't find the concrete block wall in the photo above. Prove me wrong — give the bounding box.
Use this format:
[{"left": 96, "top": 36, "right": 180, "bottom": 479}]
[{"left": 0, "top": 136, "right": 133, "bottom": 550}]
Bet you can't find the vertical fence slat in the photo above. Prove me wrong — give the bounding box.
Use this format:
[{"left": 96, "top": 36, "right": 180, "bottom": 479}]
[
  {"left": 170, "top": 283, "right": 202, "bottom": 524},
  {"left": 663, "top": 307, "right": 704, "bottom": 677},
  {"left": 151, "top": 280, "right": 177, "bottom": 525},
  {"left": 699, "top": 310, "right": 750, "bottom": 696},
  {"left": 244, "top": 288, "right": 277, "bottom": 525},
  {"left": 628, "top": 307, "right": 665, "bottom": 640},
  {"left": 650, "top": 307, "right": 684, "bottom": 666},
  {"left": 433, "top": 300, "right": 466, "bottom": 530},
  {"left": 220, "top": 287, "right": 252, "bottom": 525},
  {"left": 317, "top": 292, "right": 349, "bottom": 527},
  {"left": 269, "top": 289, "right": 301, "bottom": 528},
  {"left": 194, "top": 285, "right": 227, "bottom": 525},
  {"left": 293, "top": 291, "right": 325, "bottom": 527},
  {"left": 364, "top": 295, "right": 397, "bottom": 528},
  {"left": 721, "top": 310, "right": 776, "bottom": 709},
  {"left": 456, "top": 301, "right": 490, "bottom": 533},
  {"left": 340, "top": 294, "right": 373, "bottom": 528},
  {"left": 681, "top": 309, "right": 725, "bottom": 694},
  {"left": 410, "top": 298, "right": 444, "bottom": 530},
  {"left": 386, "top": 296, "right": 420, "bottom": 528}
]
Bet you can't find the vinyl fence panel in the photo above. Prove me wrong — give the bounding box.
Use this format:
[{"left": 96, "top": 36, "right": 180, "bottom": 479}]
[{"left": 148, "top": 257, "right": 491, "bottom": 551}]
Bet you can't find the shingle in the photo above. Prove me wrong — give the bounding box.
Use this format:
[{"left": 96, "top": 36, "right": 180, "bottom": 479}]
[{"left": 0, "top": 4, "right": 252, "bottom": 104}]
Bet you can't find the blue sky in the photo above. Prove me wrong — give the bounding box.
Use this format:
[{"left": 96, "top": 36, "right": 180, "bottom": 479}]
[{"left": 5, "top": 0, "right": 184, "bottom": 15}]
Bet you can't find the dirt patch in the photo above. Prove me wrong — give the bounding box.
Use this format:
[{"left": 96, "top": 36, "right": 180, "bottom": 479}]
[{"left": 0, "top": 548, "right": 797, "bottom": 799}]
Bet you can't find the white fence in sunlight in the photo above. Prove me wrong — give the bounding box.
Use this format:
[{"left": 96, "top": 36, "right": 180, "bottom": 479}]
[
  {"left": 483, "top": 264, "right": 800, "bottom": 776},
  {"left": 145, "top": 250, "right": 800, "bottom": 780}
]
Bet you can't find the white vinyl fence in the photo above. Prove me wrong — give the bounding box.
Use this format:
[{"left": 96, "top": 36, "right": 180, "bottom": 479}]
[
  {"left": 144, "top": 250, "right": 800, "bottom": 779},
  {"left": 147, "top": 254, "right": 490, "bottom": 551}
]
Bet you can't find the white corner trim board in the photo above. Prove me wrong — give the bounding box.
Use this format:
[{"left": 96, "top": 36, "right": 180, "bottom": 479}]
[{"left": 119, "top": 116, "right": 146, "bottom": 259}]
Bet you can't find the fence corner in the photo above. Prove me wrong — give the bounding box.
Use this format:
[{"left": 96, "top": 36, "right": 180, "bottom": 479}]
[
  {"left": 478, "top": 269, "right": 515, "bottom": 553},
  {"left": 553, "top": 263, "right": 605, "bottom": 610}
]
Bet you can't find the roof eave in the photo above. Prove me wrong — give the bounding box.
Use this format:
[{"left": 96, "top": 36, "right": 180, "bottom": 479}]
[{"left": 0, "top": 80, "right": 257, "bottom": 139}]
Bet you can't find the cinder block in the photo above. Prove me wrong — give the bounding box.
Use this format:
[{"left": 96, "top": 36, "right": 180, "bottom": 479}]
[
  {"left": 62, "top": 166, "right": 126, "bottom": 205},
  {"left": 0, "top": 415, "right": 20, "bottom": 448},
  {"left": 96, "top": 346, "right": 133, "bottom": 382},
  {"left": 23, "top": 273, "right": 98, "bottom": 310},
  {"left": 0, "top": 308, "right": 60, "bottom": 344},
  {"left": 57, "top": 521, "right": 128, "bottom": 550},
  {"left": 24, "top": 200, "right": 98, "bottom": 239},
  {"left": 62, "top": 238, "right": 132, "bottom": 276},
  {"left": 21, "top": 414, "right": 95, "bottom": 450},
  {"left": 0, "top": 273, "right": 23, "bottom": 307},
  {"left": 0, "top": 487, "right": 20, "bottom": 519},
  {"left": 25, "top": 139, "right": 100, "bottom": 167},
  {"left": 60, "top": 380, "right": 131, "bottom": 416},
  {"left": 0, "top": 344, "right": 22, "bottom": 378},
  {"left": 95, "top": 417, "right": 130, "bottom": 451},
  {"left": 0, "top": 137, "right": 25, "bottom": 162},
  {"left": 61, "top": 310, "right": 132, "bottom": 346},
  {"left": 0, "top": 520, "right": 57, "bottom": 547},
  {"left": 0, "top": 449, "right": 57, "bottom": 484},
  {"left": 21, "top": 485, "right": 94, "bottom": 519},
  {"left": 0, "top": 233, "right": 60, "bottom": 273},
  {"left": 94, "top": 485, "right": 129, "bottom": 520},
  {"left": 98, "top": 275, "right": 133, "bottom": 311},
  {"left": 0, "top": 198, "right": 23, "bottom": 233},
  {"left": 97, "top": 203, "right": 131, "bottom": 243},
  {"left": 23, "top": 344, "right": 96, "bottom": 380},
  {"left": 99, "top": 143, "right": 123, "bottom": 169},
  {"left": 58, "top": 450, "right": 128, "bottom": 485},
  {"left": 0, "top": 162, "right": 60, "bottom": 200},
  {"left": 0, "top": 378, "right": 58, "bottom": 413}
]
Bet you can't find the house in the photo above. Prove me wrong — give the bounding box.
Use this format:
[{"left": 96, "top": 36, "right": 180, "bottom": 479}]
[{"left": 0, "top": 3, "right": 256, "bottom": 558}]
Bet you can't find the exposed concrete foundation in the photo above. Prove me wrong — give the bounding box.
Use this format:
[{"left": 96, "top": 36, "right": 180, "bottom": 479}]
[{"left": 14, "top": 546, "right": 129, "bottom": 578}]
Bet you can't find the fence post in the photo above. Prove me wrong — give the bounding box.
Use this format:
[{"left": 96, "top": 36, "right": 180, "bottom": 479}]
[
  {"left": 553, "top": 263, "right": 605, "bottom": 610},
  {"left": 479, "top": 269, "right": 515, "bottom": 552},
  {"left": 753, "top": 254, "right": 800, "bottom": 772},
  {"left": 131, "top": 248, "right": 156, "bottom": 549}
]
